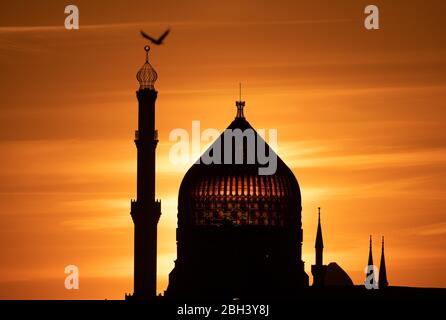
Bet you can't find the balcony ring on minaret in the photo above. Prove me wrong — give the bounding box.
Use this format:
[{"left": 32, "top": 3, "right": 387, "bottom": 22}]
[{"left": 136, "top": 45, "right": 158, "bottom": 90}]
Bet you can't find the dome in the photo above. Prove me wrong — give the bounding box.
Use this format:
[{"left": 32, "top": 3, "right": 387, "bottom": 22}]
[
  {"left": 178, "top": 104, "right": 302, "bottom": 228},
  {"left": 136, "top": 46, "right": 158, "bottom": 89},
  {"left": 166, "top": 99, "right": 309, "bottom": 298},
  {"left": 324, "top": 262, "right": 354, "bottom": 286}
]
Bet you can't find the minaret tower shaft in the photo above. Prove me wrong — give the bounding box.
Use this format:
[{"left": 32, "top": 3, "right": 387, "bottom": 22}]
[{"left": 127, "top": 45, "right": 161, "bottom": 300}]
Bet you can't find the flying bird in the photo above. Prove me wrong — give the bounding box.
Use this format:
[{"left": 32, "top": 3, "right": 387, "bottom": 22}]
[{"left": 140, "top": 29, "right": 170, "bottom": 45}]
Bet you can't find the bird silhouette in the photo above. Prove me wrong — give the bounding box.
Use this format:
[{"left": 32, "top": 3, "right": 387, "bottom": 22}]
[{"left": 140, "top": 29, "right": 170, "bottom": 45}]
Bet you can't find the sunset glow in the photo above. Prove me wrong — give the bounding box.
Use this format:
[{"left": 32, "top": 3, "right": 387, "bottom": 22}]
[{"left": 0, "top": 0, "right": 445, "bottom": 299}]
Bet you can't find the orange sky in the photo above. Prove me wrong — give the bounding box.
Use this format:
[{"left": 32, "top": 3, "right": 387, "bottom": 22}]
[{"left": 0, "top": 0, "right": 445, "bottom": 299}]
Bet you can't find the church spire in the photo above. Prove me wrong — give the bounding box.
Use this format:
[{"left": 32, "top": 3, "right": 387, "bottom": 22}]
[
  {"left": 315, "top": 207, "right": 324, "bottom": 265},
  {"left": 235, "top": 83, "right": 245, "bottom": 119},
  {"left": 365, "top": 235, "right": 376, "bottom": 287},
  {"left": 379, "top": 236, "right": 389, "bottom": 288},
  {"left": 367, "top": 235, "right": 373, "bottom": 266}
]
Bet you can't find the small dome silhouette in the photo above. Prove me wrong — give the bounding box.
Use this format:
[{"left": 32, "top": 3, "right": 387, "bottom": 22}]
[
  {"left": 136, "top": 46, "right": 158, "bottom": 89},
  {"left": 324, "top": 262, "right": 354, "bottom": 286}
]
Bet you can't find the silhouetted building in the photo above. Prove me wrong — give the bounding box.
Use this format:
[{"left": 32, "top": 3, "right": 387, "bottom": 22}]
[
  {"left": 126, "top": 46, "right": 161, "bottom": 300},
  {"left": 311, "top": 207, "right": 327, "bottom": 287},
  {"left": 117, "top": 44, "right": 445, "bottom": 302},
  {"left": 379, "top": 236, "right": 389, "bottom": 288},
  {"left": 165, "top": 97, "right": 309, "bottom": 298}
]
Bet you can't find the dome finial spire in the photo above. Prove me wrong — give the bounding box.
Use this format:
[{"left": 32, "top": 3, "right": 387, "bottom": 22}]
[
  {"left": 144, "top": 45, "right": 150, "bottom": 62},
  {"left": 136, "top": 45, "right": 158, "bottom": 90},
  {"left": 235, "top": 83, "right": 245, "bottom": 119}
]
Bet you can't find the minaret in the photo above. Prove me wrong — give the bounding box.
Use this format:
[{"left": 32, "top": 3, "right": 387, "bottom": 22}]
[
  {"left": 311, "top": 207, "right": 327, "bottom": 287},
  {"left": 379, "top": 236, "right": 389, "bottom": 288},
  {"left": 126, "top": 45, "right": 161, "bottom": 300},
  {"left": 365, "top": 235, "right": 376, "bottom": 287}
]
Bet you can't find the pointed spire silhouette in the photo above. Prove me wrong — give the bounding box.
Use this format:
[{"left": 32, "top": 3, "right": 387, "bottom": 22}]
[
  {"left": 316, "top": 208, "right": 323, "bottom": 247},
  {"left": 311, "top": 207, "right": 327, "bottom": 287},
  {"left": 315, "top": 207, "right": 324, "bottom": 265},
  {"left": 365, "top": 235, "right": 376, "bottom": 286},
  {"left": 379, "top": 236, "right": 389, "bottom": 288},
  {"left": 368, "top": 235, "right": 373, "bottom": 266}
]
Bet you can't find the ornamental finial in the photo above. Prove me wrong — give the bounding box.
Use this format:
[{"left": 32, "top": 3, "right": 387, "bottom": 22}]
[
  {"left": 136, "top": 45, "right": 158, "bottom": 90},
  {"left": 235, "top": 83, "right": 245, "bottom": 119}
]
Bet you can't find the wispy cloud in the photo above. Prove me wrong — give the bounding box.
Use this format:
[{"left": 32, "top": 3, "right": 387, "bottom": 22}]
[
  {"left": 0, "top": 17, "right": 357, "bottom": 34},
  {"left": 59, "top": 195, "right": 178, "bottom": 231},
  {"left": 410, "top": 223, "right": 446, "bottom": 236},
  {"left": 281, "top": 143, "right": 446, "bottom": 170}
]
